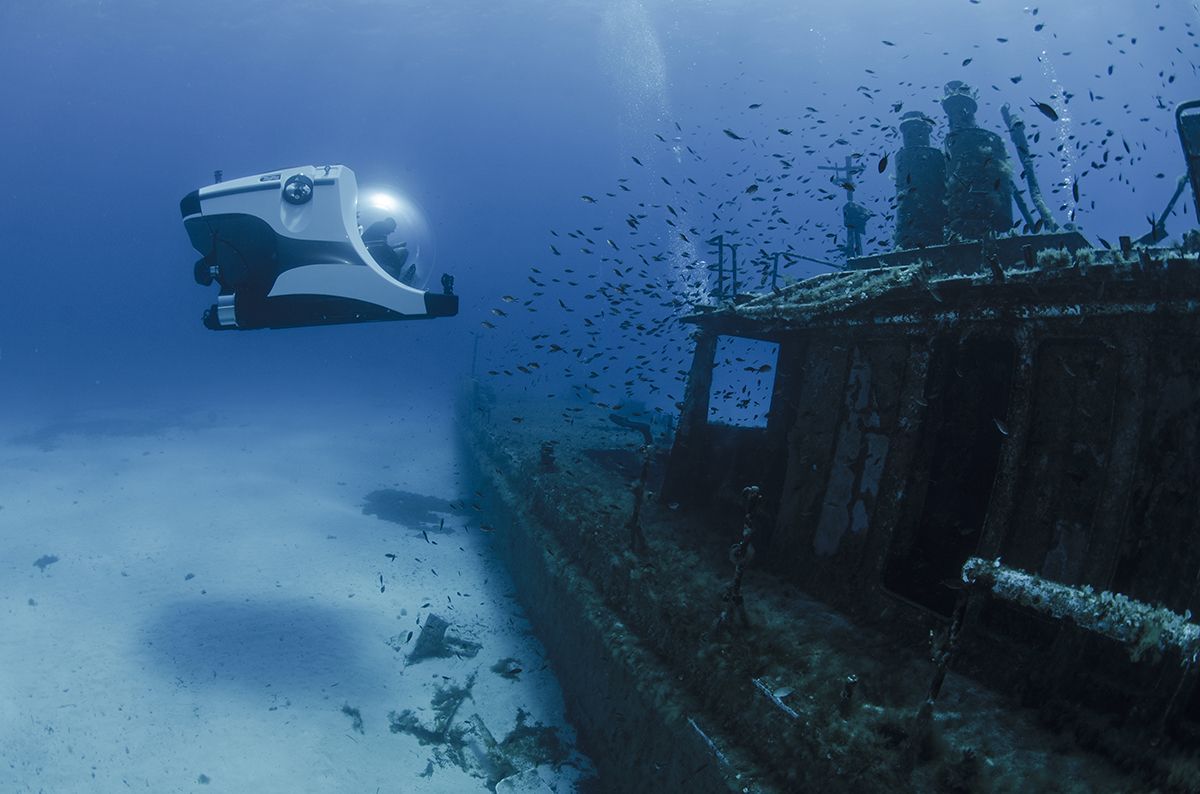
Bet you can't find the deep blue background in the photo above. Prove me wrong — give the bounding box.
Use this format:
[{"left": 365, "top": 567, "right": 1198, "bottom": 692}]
[{"left": 1, "top": 1, "right": 1195, "bottom": 420}]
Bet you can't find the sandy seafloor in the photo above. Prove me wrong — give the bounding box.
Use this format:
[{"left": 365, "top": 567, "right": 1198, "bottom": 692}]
[{"left": 0, "top": 396, "right": 594, "bottom": 793}]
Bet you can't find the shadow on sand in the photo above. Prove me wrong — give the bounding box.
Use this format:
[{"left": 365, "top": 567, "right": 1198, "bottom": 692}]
[
  {"left": 142, "top": 598, "right": 367, "bottom": 690},
  {"left": 361, "top": 488, "right": 464, "bottom": 533}
]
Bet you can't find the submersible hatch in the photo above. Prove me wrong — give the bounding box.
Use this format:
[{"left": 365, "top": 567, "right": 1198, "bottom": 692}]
[{"left": 180, "top": 164, "right": 458, "bottom": 330}]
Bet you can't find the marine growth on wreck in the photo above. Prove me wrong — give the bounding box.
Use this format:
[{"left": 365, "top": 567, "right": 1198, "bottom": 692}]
[{"left": 466, "top": 43, "right": 1200, "bottom": 794}]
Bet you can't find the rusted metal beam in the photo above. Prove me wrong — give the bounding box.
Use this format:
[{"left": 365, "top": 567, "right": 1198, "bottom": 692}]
[{"left": 962, "top": 557, "right": 1200, "bottom": 662}]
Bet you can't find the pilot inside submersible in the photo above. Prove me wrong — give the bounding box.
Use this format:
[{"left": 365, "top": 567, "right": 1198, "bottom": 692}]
[{"left": 362, "top": 217, "right": 416, "bottom": 285}]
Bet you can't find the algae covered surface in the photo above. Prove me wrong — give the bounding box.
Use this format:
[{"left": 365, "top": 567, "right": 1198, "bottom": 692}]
[{"left": 463, "top": 389, "right": 1163, "bottom": 793}]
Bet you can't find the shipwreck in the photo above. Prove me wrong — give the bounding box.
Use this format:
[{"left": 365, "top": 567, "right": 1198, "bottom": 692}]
[{"left": 463, "top": 87, "right": 1200, "bottom": 792}]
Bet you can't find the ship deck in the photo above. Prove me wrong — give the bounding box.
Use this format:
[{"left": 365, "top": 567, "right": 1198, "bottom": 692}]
[{"left": 459, "top": 389, "right": 1160, "bottom": 793}]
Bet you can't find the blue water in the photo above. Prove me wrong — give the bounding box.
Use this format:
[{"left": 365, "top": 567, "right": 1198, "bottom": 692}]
[
  {"left": 1, "top": 2, "right": 1195, "bottom": 415},
  {"left": 0, "top": 2, "right": 1197, "bottom": 791}
]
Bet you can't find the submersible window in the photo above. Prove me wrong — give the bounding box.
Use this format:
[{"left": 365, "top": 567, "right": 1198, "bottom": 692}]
[
  {"left": 282, "top": 175, "right": 314, "bottom": 205},
  {"left": 707, "top": 335, "right": 779, "bottom": 428}
]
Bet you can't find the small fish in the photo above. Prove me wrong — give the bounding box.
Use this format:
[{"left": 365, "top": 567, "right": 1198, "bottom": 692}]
[
  {"left": 745, "top": 184, "right": 758, "bottom": 194},
  {"left": 877, "top": 154, "right": 888, "bottom": 173},
  {"left": 777, "top": 128, "right": 792, "bottom": 135},
  {"left": 1072, "top": 179, "right": 1079, "bottom": 202},
  {"left": 580, "top": 195, "right": 596, "bottom": 203},
  {"left": 994, "top": 418, "right": 1010, "bottom": 437},
  {"left": 962, "top": 58, "right": 972, "bottom": 67},
  {"left": 480, "top": 321, "right": 496, "bottom": 329},
  {"left": 385, "top": 553, "right": 397, "bottom": 561},
  {"left": 631, "top": 156, "right": 643, "bottom": 166},
  {"left": 748, "top": 103, "right": 762, "bottom": 109},
  {"left": 882, "top": 39, "right": 895, "bottom": 46},
  {"left": 1030, "top": 99, "right": 1058, "bottom": 121},
  {"left": 723, "top": 128, "right": 746, "bottom": 140},
  {"left": 422, "top": 529, "right": 430, "bottom": 544}
]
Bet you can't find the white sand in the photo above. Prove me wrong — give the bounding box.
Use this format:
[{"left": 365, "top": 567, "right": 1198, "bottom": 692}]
[{"left": 0, "top": 400, "right": 592, "bottom": 793}]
